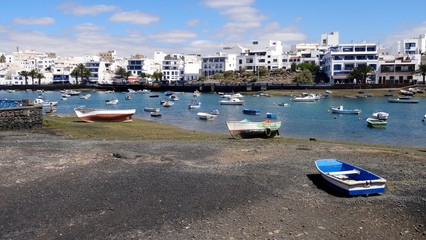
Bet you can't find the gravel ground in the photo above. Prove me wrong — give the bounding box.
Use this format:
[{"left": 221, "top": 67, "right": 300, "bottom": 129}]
[{"left": 0, "top": 131, "right": 425, "bottom": 239}]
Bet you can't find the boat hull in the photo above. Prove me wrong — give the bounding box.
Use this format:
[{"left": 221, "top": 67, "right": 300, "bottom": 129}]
[
  {"left": 226, "top": 120, "right": 281, "bottom": 138},
  {"left": 197, "top": 112, "right": 217, "bottom": 120},
  {"left": 315, "top": 159, "right": 386, "bottom": 196},
  {"left": 366, "top": 118, "right": 387, "bottom": 128},
  {"left": 74, "top": 108, "right": 136, "bottom": 123},
  {"left": 331, "top": 107, "right": 362, "bottom": 114},
  {"left": 388, "top": 98, "right": 419, "bottom": 103},
  {"left": 242, "top": 109, "right": 260, "bottom": 115}
]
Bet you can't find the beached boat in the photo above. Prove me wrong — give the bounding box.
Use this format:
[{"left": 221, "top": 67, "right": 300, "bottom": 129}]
[
  {"left": 105, "top": 99, "right": 119, "bottom": 105},
  {"left": 366, "top": 118, "right": 387, "bottom": 128},
  {"left": 388, "top": 97, "right": 419, "bottom": 103},
  {"left": 34, "top": 98, "right": 58, "bottom": 107},
  {"left": 315, "top": 159, "right": 386, "bottom": 196},
  {"left": 197, "top": 112, "right": 217, "bottom": 120},
  {"left": 219, "top": 97, "right": 244, "bottom": 105},
  {"left": 144, "top": 107, "right": 160, "bottom": 112},
  {"left": 74, "top": 107, "right": 136, "bottom": 123},
  {"left": 226, "top": 119, "right": 281, "bottom": 139},
  {"left": 242, "top": 108, "right": 260, "bottom": 115},
  {"left": 331, "top": 106, "right": 362, "bottom": 114}
]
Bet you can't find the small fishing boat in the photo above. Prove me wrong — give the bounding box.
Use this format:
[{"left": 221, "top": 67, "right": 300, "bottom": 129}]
[
  {"left": 366, "top": 118, "right": 387, "bottom": 128},
  {"left": 74, "top": 107, "right": 136, "bottom": 123},
  {"left": 315, "top": 159, "right": 386, "bottom": 196},
  {"left": 242, "top": 108, "right": 261, "bottom": 115},
  {"left": 331, "top": 106, "right": 362, "bottom": 114},
  {"left": 139, "top": 89, "right": 151, "bottom": 94},
  {"left": 149, "top": 94, "right": 159, "bottom": 98},
  {"left": 219, "top": 97, "right": 244, "bottom": 105},
  {"left": 34, "top": 98, "right": 58, "bottom": 107},
  {"left": 150, "top": 111, "right": 162, "bottom": 117},
  {"left": 197, "top": 112, "right": 217, "bottom": 120},
  {"left": 144, "top": 107, "right": 160, "bottom": 112},
  {"left": 226, "top": 119, "right": 281, "bottom": 139},
  {"left": 292, "top": 93, "right": 318, "bottom": 102},
  {"left": 388, "top": 97, "right": 419, "bottom": 103},
  {"left": 193, "top": 90, "right": 201, "bottom": 97},
  {"left": 188, "top": 99, "right": 201, "bottom": 109},
  {"left": 266, "top": 112, "right": 277, "bottom": 119},
  {"left": 372, "top": 111, "right": 389, "bottom": 120},
  {"left": 79, "top": 93, "right": 91, "bottom": 99},
  {"left": 169, "top": 94, "right": 179, "bottom": 101},
  {"left": 277, "top": 103, "right": 290, "bottom": 107},
  {"left": 105, "top": 99, "right": 119, "bottom": 105},
  {"left": 162, "top": 101, "right": 174, "bottom": 107},
  {"left": 125, "top": 93, "right": 132, "bottom": 100}
]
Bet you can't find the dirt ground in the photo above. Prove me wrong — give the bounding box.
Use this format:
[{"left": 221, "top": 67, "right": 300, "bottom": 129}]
[{"left": 0, "top": 131, "right": 425, "bottom": 239}]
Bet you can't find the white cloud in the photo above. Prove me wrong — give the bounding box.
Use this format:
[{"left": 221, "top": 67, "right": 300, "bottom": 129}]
[
  {"left": 73, "top": 23, "right": 104, "bottom": 32},
  {"left": 13, "top": 17, "right": 55, "bottom": 25},
  {"left": 149, "top": 30, "right": 197, "bottom": 43},
  {"left": 203, "top": 0, "right": 254, "bottom": 8},
  {"left": 186, "top": 19, "right": 201, "bottom": 27},
  {"left": 382, "top": 21, "right": 426, "bottom": 47},
  {"left": 110, "top": 11, "right": 159, "bottom": 25},
  {"left": 57, "top": 2, "right": 119, "bottom": 16}
]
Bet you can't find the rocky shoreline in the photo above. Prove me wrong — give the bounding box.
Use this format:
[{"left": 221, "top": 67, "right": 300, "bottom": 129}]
[{"left": 0, "top": 131, "right": 425, "bottom": 239}]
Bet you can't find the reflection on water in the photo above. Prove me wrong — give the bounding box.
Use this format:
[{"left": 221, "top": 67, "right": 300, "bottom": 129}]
[{"left": 2, "top": 90, "right": 426, "bottom": 147}]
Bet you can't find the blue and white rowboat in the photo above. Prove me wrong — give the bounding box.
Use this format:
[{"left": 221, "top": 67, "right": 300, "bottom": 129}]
[{"left": 315, "top": 159, "right": 386, "bottom": 196}]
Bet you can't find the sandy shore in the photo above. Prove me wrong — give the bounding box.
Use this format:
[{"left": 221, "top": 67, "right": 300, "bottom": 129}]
[{"left": 0, "top": 130, "right": 425, "bottom": 239}]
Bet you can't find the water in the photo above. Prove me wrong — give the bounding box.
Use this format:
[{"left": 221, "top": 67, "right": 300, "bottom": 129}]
[{"left": 2, "top": 90, "right": 426, "bottom": 148}]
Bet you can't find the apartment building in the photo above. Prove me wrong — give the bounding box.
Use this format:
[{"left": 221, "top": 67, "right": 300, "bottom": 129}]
[
  {"left": 162, "top": 54, "right": 184, "bottom": 83},
  {"left": 376, "top": 54, "right": 420, "bottom": 84},
  {"left": 202, "top": 52, "right": 237, "bottom": 78},
  {"left": 236, "top": 40, "right": 282, "bottom": 72}
]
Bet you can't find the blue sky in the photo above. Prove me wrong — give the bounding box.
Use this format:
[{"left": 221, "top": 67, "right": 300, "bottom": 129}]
[{"left": 1, "top": 0, "right": 426, "bottom": 58}]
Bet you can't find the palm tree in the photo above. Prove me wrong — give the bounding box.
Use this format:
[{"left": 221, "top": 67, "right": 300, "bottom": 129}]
[
  {"left": 19, "top": 71, "right": 29, "bottom": 85},
  {"left": 358, "top": 65, "right": 374, "bottom": 84},
  {"left": 70, "top": 63, "right": 88, "bottom": 85},
  {"left": 414, "top": 64, "right": 426, "bottom": 84},
  {"left": 348, "top": 68, "right": 363, "bottom": 83},
  {"left": 70, "top": 68, "right": 79, "bottom": 85},
  {"left": 82, "top": 68, "right": 92, "bottom": 84},
  {"left": 29, "top": 69, "right": 38, "bottom": 85},
  {"left": 36, "top": 72, "right": 45, "bottom": 85}
]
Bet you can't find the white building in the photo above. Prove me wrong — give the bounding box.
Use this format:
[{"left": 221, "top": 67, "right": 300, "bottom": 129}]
[
  {"left": 202, "top": 52, "right": 237, "bottom": 78},
  {"left": 321, "top": 42, "right": 379, "bottom": 84},
  {"left": 376, "top": 54, "right": 420, "bottom": 84},
  {"left": 182, "top": 54, "right": 201, "bottom": 82},
  {"left": 162, "top": 54, "right": 184, "bottom": 83},
  {"left": 236, "top": 40, "right": 283, "bottom": 72}
]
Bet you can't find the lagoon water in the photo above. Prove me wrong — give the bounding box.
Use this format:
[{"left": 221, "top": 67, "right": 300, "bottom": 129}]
[{"left": 2, "top": 90, "right": 426, "bottom": 148}]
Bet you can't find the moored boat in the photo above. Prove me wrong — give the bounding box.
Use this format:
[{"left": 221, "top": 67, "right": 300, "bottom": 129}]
[
  {"left": 162, "top": 101, "right": 174, "bottom": 107},
  {"left": 372, "top": 111, "right": 389, "bottom": 120},
  {"left": 79, "top": 93, "right": 91, "bottom": 99},
  {"left": 388, "top": 97, "right": 419, "bottom": 103},
  {"left": 226, "top": 119, "right": 281, "bottom": 139},
  {"left": 105, "top": 99, "right": 119, "bottom": 105},
  {"left": 74, "top": 107, "right": 136, "bottom": 123},
  {"left": 197, "top": 112, "right": 217, "bottom": 120},
  {"left": 315, "top": 159, "right": 386, "bottom": 196},
  {"left": 331, "top": 106, "right": 362, "bottom": 114},
  {"left": 266, "top": 112, "right": 277, "bottom": 119},
  {"left": 34, "top": 98, "right": 58, "bottom": 107},
  {"left": 242, "top": 108, "right": 260, "bottom": 115},
  {"left": 366, "top": 118, "right": 387, "bottom": 128},
  {"left": 188, "top": 99, "right": 201, "bottom": 109},
  {"left": 144, "top": 107, "right": 160, "bottom": 112},
  {"left": 219, "top": 97, "right": 244, "bottom": 105},
  {"left": 150, "top": 111, "right": 162, "bottom": 117}
]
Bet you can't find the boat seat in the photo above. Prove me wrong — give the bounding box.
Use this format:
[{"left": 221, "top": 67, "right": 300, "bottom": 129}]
[{"left": 327, "top": 169, "right": 360, "bottom": 176}]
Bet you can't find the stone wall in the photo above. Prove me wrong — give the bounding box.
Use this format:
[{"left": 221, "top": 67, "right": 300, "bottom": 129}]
[{"left": 0, "top": 106, "right": 43, "bottom": 130}]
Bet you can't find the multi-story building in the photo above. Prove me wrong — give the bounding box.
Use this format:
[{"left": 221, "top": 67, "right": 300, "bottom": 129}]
[
  {"left": 202, "top": 52, "right": 237, "bottom": 78},
  {"left": 236, "top": 40, "right": 282, "bottom": 72},
  {"left": 162, "top": 54, "right": 184, "bottom": 83},
  {"left": 376, "top": 54, "right": 420, "bottom": 84},
  {"left": 321, "top": 43, "right": 379, "bottom": 83},
  {"left": 182, "top": 54, "right": 201, "bottom": 82}
]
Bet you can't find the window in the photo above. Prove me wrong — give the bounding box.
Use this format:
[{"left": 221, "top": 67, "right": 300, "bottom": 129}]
[{"left": 334, "top": 65, "right": 342, "bottom": 70}]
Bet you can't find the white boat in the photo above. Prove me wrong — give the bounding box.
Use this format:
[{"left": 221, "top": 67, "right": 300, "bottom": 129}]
[
  {"left": 226, "top": 119, "right": 281, "bottom": 139},
  {"left": 125, "top": 93, "right": 132, "bottom": 100},
  {"left": 138, "top": 89, "right": 151, "bottom": 94},
  {"left": 34, "top": 98, "right": 58, "bottom": 107},
  {"left": 388, "top": 97, "right": 419, "bottom": 103},
  {"left": 64, "top": 90, "right": 81, "bottom": 96},
  {"left": 315, "top": 159, "right": 386, "bottom": 196},
  {"left": 169, "top": 94, "right": 179, "bottom": 101},
  {"left": 79, "top": 93, "right": 91, "bottom": 99},
  {"left": 74, "top": 107, "right": 136, "bottom": 123},
  {"left": 197, "top": 112, "right": 217, "bottom": 120},
  {"left": 105, "top": 99, "right": 119, "bottom": 105},
  {"left": 188, "top": 99, "right": 201, "bottom": 109},
  {"left": 193, "top": 90, "right": 201, "bottom": 97},
  {"left": 292, "top": 93, "right": 319, "bottom": 102},
  {"left": 372, "top": 112, "right": 389, "bottom": 120},
  {"left": 219, "top": 97, "right": 244, "bottom": 105},
  {"left": 7, "top": 89, "right": 16, "bottom": 93},
  {"left": 331, "top": 106, "right": 362, "bottom": 114},
  {"left": 144, "top": 107, "right": 160, "bottom": 112}
]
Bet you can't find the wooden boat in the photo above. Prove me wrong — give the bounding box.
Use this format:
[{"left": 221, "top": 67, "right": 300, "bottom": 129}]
[
  {"left": 74, "top": 107, "right": 136, "bottom": 123},
  {"left": 197, "top": 112, "right": 217, "bottom": 120},
  {"left": 219, "top": 97, "right": 244, "bottom": 105},
  {"left": 388, "top": 97, "right": 419, "bottom": 103},
  {"left": 331, "top": 106, "right": 362, "bottom": 114},
  {"left": 242, "top": 108, "right": 260, "bottom": 115},
  {"left": 226, "top": 119, "right": 281, "bottom": 139},
  {"left": 105, "top": 99, "right": 119, "bottom": 105},
  {"left": 315, "top": 159, "right": 386, "bottom": 196},
  {"left": 366, "top": 118, "right": 387, "bottom": 128},
  {"left": 144, "top": 107, "right": 160, "bottom": 112}
]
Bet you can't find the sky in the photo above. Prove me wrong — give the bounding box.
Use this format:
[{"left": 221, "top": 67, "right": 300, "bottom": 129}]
[{"left": 1, "top": 0, "right": 426, "bottom": 58}]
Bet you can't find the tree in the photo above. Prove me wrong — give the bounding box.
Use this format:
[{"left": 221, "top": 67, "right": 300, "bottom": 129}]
[
  {"left": 258, "top": 66, "right": 268, "bottom": 77},
  {"left": 82, "top": 68, "right": 92, "bottom": 84},
  {"left": 70, "top": 63, "right": 88, "bottom": 85},
  {"left": 348, "top": 68, "right": 363, "bottom": 83},
  {"left": 29, "top": 69, "right": 38, "bottom": 85},
  {"left": 290, "top": 62, "right": 297, "bottom": 72},
  {"left": 152, "top": 71, "right": 163, "bottom": 81},
  {"left": 36, "top": 72, "right": 45, "bottom": 85},
  {"left": 70, "top": 68, "right": 79, "bottom": 85},
  {"left": 414, "top": 64, "right": 426, "bottom": 84},
  {"left": 358, "top": 65, "right": 374, "bottom": 84},
  {"left": 0, "top": 54, "right": 6, "bottom": 63},
  {"left": 293, "top": 69, "right": 313, "bottom": 84},
  {"left": 115, "top": 66, "right": 127, "bottom": 79},
  {"left": 19, "top": 71, "right": 29, "bottom": 85}
]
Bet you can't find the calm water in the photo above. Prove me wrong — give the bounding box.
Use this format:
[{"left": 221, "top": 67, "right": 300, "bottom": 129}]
[{"left": 2, "top": 90, "right": 426, "bottom": 148}]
